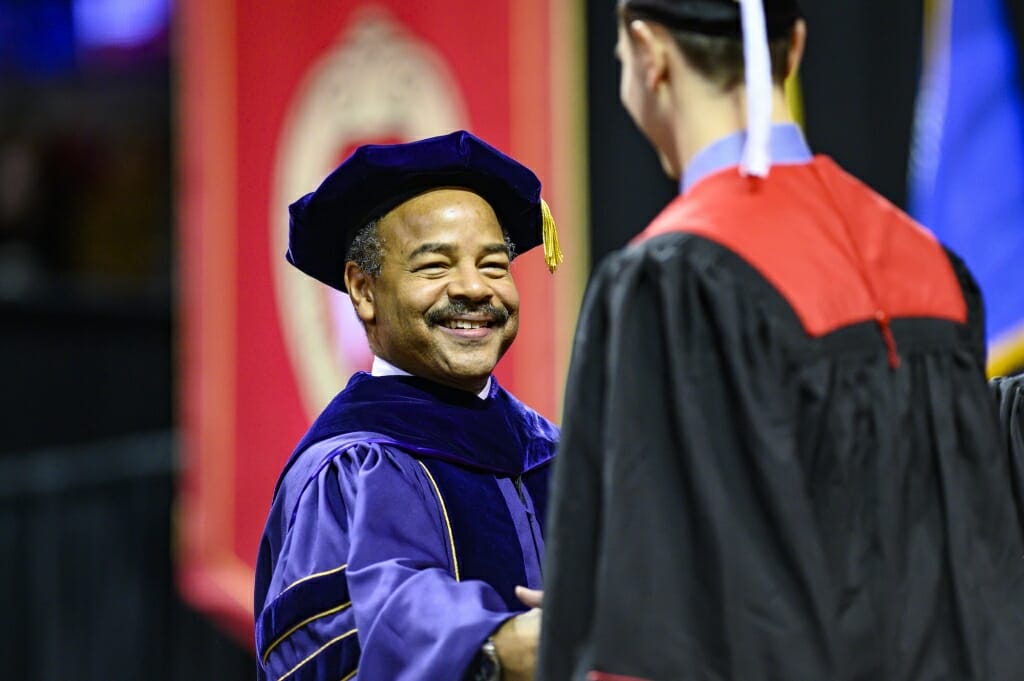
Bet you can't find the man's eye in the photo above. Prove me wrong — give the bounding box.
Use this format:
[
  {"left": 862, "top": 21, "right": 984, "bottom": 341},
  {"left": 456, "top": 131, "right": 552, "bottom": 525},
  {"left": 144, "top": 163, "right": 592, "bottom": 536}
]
[
  {"left": 414, "top": 262, "right": 447, "bottom": 272},
  {"left": 481, "top": 261, "right": 510, "bottom": 272}
]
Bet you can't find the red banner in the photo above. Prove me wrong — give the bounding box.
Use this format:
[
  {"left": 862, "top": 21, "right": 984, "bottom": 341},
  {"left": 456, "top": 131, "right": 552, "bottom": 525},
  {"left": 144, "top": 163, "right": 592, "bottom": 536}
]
[{"left": 177, "top": 0, "right": 586, "bottom": 644}]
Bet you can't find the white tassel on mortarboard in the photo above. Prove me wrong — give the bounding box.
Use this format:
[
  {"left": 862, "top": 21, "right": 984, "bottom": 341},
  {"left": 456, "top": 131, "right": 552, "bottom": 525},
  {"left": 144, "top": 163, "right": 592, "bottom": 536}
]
[{"left": 739, "top": 0, "right": 773, "bottom": 177}]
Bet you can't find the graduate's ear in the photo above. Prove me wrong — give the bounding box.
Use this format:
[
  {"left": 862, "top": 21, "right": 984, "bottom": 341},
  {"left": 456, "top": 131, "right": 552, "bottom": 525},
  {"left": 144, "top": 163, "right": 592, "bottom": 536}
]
[
  {"left": 786, "top": 19, "right": 807, "bottom": 79},
  {"left": 628, "top": 19, "right": 669, "bottom": 92},
  {"left": 345, "top": 261, "right": 376, "bottom": 324}
]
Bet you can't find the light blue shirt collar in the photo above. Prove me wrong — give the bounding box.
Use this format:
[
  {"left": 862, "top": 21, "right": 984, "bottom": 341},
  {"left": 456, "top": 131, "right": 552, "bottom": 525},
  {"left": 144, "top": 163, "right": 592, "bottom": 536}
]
[{"left": 681, "top": 123, "right": 812, "bottom": 194}]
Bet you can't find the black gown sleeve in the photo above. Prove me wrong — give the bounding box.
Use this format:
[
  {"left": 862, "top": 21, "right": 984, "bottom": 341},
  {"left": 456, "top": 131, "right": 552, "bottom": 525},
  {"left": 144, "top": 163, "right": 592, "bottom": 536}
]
[
  {"left": 946, "top": 246, "right": 1024, "bottom": 529},
  {"left": 990, "top": 373, "right": 1024, "bottom": 531},
  {"left": 538, "top": 237, "right": 803, "bottom": 680},
  {"left": 535, "top": 255, "right": 614, "bottom": 681},
  {"left": 942, "top": 246, "right": 987, "bottom": 366}
]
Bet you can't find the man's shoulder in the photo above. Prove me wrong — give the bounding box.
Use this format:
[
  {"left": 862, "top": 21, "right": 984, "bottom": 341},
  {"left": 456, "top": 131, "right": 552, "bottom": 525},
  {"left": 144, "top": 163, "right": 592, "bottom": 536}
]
[
  {"left": 298, "top": 375, "right": 558, "bottom": 476},
  {"left": 294, "top": 429, "right": 399, "bottom": 459},
  {"left": 491, "top": 385, "right": 560, "bottom": 447},
  {"left": 275, "top": 430, "right": 405, "bottom": 497},
  {"left": 595, "top": 224, "right": 747, "bottom": 292}
]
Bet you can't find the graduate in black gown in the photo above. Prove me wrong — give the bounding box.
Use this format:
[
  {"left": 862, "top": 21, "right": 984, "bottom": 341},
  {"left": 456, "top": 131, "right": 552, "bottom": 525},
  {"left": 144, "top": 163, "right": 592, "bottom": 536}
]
[{"left": 537, "top": 2, "right": 1024, "bottom": 680}]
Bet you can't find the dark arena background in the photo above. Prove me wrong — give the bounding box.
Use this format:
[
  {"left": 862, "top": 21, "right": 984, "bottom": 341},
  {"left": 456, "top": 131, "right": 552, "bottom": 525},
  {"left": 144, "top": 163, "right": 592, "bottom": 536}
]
[{"left": 1, "top": 0, "right": 1021, "bottom": 677}]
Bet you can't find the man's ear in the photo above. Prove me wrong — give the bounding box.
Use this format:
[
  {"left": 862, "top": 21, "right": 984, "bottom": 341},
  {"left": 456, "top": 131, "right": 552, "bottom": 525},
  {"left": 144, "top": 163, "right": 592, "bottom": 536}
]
[
  {"left": 786, "top": 19, "right": 807, "bottom": 79},
  {"left": 629, "top": 19, "right": 669, "bottom": 91},
  {"left": 345, "top": 262, "right": 376, "bottom": 324}
]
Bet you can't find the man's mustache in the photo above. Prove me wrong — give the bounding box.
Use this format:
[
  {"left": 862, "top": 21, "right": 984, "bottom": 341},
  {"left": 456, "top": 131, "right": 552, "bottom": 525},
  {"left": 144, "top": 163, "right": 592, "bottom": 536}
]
[{"left": 425, "top": 299, "right": 510, "bottom": 326}]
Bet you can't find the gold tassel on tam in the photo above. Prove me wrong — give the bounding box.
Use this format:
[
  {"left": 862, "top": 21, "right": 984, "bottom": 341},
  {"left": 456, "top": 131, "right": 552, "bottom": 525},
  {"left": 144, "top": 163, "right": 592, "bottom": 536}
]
[{"left": 540, "top": 199, "right": 564, "bottom": 273}]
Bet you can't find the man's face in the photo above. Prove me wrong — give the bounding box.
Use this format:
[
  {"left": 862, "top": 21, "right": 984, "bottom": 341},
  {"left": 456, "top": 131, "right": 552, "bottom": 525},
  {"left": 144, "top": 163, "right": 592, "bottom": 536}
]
[{"left": 358, "top": 188, "right": 520, "bottom": 393}]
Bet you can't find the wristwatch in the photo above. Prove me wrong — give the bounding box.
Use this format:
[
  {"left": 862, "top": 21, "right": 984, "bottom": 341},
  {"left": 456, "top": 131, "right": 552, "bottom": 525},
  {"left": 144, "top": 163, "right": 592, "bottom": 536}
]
[{"left": 474, "top": 637, "right": 501, "bottom": 681}]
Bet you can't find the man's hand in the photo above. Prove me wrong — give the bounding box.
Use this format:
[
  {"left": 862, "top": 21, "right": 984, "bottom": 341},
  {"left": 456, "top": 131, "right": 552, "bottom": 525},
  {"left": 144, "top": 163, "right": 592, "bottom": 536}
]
[{"left": 492, "top": 605, "right": 541, "bottom": 681}]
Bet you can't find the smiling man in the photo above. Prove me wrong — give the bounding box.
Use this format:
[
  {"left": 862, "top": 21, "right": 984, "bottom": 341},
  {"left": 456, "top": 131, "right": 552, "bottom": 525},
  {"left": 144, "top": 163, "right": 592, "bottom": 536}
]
[{"left": 254, "top": 131, "right": 560, "bottom": 681}]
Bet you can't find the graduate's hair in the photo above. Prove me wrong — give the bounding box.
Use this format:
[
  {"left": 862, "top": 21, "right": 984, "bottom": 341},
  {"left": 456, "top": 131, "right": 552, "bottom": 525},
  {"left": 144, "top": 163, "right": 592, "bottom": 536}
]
[{"left": 619, "top": 8, "right": 793, "bottom": 91}]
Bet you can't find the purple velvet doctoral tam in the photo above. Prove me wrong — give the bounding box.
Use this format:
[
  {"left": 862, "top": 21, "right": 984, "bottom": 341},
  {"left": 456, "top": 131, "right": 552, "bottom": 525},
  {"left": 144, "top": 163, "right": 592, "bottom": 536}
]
[{"left": 255, "top": 373, "right": 557, "bottom": 681}]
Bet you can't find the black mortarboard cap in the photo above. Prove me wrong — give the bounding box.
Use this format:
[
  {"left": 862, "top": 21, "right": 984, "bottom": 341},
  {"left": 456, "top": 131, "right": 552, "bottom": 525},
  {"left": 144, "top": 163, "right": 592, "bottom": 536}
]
[
  {"left": 621, "top": 0, "right": 801, "bottom": 39},
  {"left": 286, "top": 130, "right": 562, "bottom": 293}
]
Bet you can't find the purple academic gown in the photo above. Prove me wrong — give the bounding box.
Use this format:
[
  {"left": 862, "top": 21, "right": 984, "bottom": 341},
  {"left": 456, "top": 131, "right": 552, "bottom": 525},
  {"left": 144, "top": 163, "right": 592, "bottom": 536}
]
[{"left": 254, "top": 372, "right": 557, "bottom": 681}]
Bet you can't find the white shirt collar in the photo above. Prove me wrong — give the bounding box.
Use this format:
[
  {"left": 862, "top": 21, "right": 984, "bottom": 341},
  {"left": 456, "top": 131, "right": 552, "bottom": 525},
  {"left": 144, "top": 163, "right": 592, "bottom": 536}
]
[{"left": 371, "top": 356, "right": 492, "bottom": 400}]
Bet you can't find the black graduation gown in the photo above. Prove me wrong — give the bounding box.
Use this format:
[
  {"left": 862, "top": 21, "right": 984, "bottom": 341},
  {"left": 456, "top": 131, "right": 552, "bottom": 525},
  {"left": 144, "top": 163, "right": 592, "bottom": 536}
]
[
  {"left": 537, "top": 159, "right": 1024, "bottom": 681},
  {"left": 991, "top": 372, "right": 1024, "bottom": 527}
]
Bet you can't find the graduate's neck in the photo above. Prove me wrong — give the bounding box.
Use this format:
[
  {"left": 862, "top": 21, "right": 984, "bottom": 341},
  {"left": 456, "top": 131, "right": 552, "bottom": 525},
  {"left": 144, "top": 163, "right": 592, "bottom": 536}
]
[{"left": 670, "top": 85, "right": 795, "bottom": 180}]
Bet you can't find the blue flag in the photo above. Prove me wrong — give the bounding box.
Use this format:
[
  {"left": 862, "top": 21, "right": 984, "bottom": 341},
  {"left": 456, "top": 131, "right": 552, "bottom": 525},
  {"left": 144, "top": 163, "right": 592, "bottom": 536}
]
[{"left": 910, "top": 0, "right": 1024, "bottom": 374}]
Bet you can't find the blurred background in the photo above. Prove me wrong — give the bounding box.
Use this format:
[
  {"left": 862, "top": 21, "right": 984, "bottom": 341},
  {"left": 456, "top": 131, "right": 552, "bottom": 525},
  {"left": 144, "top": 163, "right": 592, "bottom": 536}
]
[{"left": 0, "top": 0, "right": 1021, "bottom": 678}]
